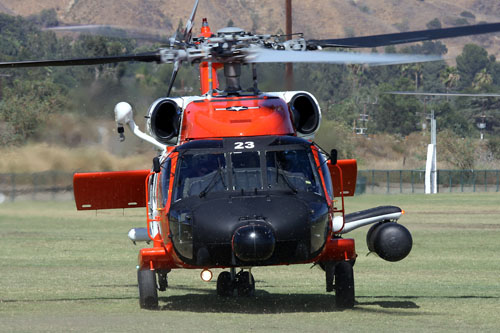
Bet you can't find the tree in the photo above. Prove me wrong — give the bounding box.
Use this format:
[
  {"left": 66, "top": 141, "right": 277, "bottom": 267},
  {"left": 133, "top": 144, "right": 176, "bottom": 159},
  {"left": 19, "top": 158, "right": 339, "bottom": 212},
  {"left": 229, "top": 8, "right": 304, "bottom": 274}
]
[
  {"left": 456, "top": 44, "right": 489, "bottom": 88},
  {"left": 472, "top": 68, "right": 493, "bottom": 90},
  {"left": 440, "top": 66, "right": 460, "bottom": 92},
  {"left": 426, "top": 18, "right": 442, "bottom": 30},
  {"left": 28, "top": 9, "right": 59, "bottom": 28},
  {"left": 373, "top": 79, "right": 422, "bottom": 136},
  {"left": 314, "top": 120, "right": 356, "bottom": 159},
  {"left": 401, "top": 63, "right": 423, "bottom": 90},
  {"left": 433, "top": 101, "right": 472, "bottom": 137},
  {"left": 0, "top": 79, "right": 69, "bottom": 145},
  {"left": 439, "top": 129, "right": 477, "bottom": 169}
]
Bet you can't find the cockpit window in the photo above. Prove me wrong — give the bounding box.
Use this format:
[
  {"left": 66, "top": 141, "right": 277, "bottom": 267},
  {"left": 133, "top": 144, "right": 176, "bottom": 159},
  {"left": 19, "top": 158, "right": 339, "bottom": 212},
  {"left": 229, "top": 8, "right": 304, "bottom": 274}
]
[
  {"left": 174, "top": 152, "right": 227, "bottom": 200},
  {"left": 231, "top": 151, "right": 263, "bottom": 191},
  {"left": 266, "top": 150, "right": 321, "bottom": 194}
]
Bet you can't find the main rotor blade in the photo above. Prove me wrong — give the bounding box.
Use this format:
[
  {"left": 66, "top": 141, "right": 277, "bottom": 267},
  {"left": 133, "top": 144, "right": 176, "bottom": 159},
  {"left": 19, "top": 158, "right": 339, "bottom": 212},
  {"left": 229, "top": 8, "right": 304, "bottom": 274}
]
[
  {"left": 167, "top": 0, "right": 199, "bottom": 95},
  {"left": 245, "top": 49, "right": 441, "bottom": 66},
  {"left": 386, "top": 91, "right": 500, "bottom": 98},
  {"left": 0, "top": 52, "right": 161, "bottom": 68},
  {"left": 308, "top": 22, "right": 500, "bottom": 49},
  {"left": 183, "top": 0, "right": 200, "bottom": 42}
]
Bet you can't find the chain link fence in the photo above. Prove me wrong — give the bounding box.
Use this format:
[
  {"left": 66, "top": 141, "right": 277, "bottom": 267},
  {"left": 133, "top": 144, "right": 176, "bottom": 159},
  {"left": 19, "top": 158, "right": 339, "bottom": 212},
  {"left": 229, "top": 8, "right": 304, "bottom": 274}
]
[
  {"left": 357, "top": 169, "right": 500, "bottom": 195},
  {"left": 0, "top": 171, "right": 74, "bottom": 202},
  {"left": 1, "top": 169, "right": 499, "bottom": 203}
]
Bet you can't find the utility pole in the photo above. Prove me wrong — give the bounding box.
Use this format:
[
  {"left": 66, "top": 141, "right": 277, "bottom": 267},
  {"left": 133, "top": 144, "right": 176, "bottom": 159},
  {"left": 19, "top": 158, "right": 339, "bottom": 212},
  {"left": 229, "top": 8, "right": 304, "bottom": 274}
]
[
  {"left": 425, "top": 109, "right": 437, "bottom": 194},
  {"left": 354, "top": 96, "right": 377, "bottom": 135},
  {"left": 285, "top": 0, "right": 293, "bottom": 90}
]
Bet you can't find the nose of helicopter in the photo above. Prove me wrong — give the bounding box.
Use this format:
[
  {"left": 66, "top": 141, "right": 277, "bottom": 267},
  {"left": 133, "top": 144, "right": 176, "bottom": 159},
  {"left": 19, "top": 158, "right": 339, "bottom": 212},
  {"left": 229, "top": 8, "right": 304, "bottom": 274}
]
[{"left": 232, "top": 224, "right": 275, "bottom": 262}]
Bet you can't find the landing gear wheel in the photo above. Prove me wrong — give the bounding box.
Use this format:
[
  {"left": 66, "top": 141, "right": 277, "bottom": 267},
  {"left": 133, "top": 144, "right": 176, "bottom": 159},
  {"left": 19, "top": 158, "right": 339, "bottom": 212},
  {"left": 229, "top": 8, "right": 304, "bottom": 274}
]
[
  {"left": 217, "top": 271, "right": 233, "bottom": 297},
  {"left": 138, "top": 269, "right": 158, "bottom": 309},
  {"left": 334, "top": 261, "right": 355, "bottom": 308},
  {"left": 236, "top": 271, "right": 255, "bottom": 297}
]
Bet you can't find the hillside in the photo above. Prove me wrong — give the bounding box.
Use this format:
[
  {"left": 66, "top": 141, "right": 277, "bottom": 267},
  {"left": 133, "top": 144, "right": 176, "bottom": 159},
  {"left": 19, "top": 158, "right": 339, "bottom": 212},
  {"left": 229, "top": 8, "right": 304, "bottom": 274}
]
[{"left": 0, "top": 0, "right": 499, "bottom": 58}]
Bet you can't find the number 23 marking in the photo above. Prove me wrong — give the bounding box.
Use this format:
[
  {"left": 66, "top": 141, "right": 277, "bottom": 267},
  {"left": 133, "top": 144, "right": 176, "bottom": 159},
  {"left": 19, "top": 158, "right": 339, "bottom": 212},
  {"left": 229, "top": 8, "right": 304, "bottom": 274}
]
[{"left": 234, "top": 141, "right": 255, "bottom": 149}]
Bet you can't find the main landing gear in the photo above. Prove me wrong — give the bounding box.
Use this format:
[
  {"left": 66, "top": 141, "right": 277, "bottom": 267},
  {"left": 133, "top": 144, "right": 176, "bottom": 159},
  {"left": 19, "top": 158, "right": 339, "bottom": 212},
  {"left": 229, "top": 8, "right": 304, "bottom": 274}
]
[
  {"left": 217, "top": 268, "right": 255, "bottom": 297},
  {"left": 138, "top": 269, "right": 170, "bottom": 309},
  {"left": 324, "top": 261, "right": 355, "bottom": 308},
  {"left": 138, "top": 269, "right": 158, "bottom": 309}
]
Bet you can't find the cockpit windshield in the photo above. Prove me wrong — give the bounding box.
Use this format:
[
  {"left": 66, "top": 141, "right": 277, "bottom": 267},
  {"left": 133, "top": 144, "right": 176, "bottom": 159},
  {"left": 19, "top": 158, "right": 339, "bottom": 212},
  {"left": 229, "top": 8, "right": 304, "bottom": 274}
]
[
  {"left": 173, "top": 137, "right": 323, "bottom": 200},
  {"left": 174, "top": 152, "right": 228, "bottom": 201},
  {"left": 266, "top": 149, "right": 320, "bottom": 193}
]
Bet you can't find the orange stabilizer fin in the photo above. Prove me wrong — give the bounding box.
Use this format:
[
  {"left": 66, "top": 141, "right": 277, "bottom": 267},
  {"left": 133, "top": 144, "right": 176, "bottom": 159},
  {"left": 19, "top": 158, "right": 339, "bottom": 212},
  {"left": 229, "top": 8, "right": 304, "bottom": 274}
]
[
  {"left": 73, "top": 169, "right": 150, "bottom": 210},
  {"left": 328, "top": 159, "right": 357, "bottom": 197}
]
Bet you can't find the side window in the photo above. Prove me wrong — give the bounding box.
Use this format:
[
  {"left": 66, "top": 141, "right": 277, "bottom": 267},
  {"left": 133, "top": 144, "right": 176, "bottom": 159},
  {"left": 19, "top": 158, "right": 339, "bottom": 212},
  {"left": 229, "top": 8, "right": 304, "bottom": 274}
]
[
  {"left": 319, "top": 152, "right": 334, "bottom": 199},
  {"left": 161, "top": 158, "right": 171, "bottom": 206}
]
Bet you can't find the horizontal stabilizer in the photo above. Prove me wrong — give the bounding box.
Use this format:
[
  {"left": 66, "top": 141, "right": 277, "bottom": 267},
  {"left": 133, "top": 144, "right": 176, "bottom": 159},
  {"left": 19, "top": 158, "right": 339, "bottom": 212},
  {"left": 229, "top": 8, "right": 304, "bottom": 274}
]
[
  {"left": 340, "top": 206, "right": 403, "bottom": 234},
  {"left": 73, "top": 170, "right": 150, "bottom": 210}
]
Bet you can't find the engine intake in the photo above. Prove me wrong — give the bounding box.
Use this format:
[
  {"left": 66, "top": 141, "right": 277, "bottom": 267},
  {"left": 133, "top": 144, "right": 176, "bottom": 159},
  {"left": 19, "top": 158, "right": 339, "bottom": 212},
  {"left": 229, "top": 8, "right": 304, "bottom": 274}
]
[
  {"left": 289, "top": 93, "right": 321, "bottom": 136},
  {"left": 147, "top": 98, "right": 182, "bottom": 144}
]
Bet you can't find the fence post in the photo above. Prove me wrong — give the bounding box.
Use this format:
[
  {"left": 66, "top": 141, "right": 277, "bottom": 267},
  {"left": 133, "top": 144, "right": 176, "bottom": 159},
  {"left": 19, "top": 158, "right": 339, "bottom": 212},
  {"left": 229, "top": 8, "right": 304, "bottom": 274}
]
[
  {"left": 484, "top": 170, "right": 487, "bottom": 192},
  {"left": 437, "top": 170, "right": 440, "bottom": 193},
  {"left": 411, "top": 170, "right": 414, "bottom": 193},
  {"left": 52, "top": 171, "right": 57, "bottom": 200},
  {"left": 10, "top": 173, "right": 16, "bottom": 202},
  {"left": 386, "top": 170, "right": 390, "bottom": 194},
  {"left": 32, "top": 173, "right": 38, "bottom": 201},
  {"left": 460, "top": 171, "right": 464, "bottom": 192},
  {"left": 449, "top": 172, "right": 452, "bottom": 193},
  {"left": 399, "top": 170, "right": 402, "bottom": 193},
  {"left": 497, "top": 170, "right": 499, "bottom": 192},
  {"left": 473, "top": 171, "right": 476, "bottom": 193},
  {"left": 371, "top": 170, "right": 375, "bottom": 193}
]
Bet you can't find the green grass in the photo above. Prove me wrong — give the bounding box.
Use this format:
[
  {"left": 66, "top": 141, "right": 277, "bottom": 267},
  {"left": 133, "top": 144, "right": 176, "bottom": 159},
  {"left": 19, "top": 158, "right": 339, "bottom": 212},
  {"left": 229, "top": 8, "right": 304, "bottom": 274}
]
[{"left": 1, "top": 193, "right": 499, "bottom": 332}]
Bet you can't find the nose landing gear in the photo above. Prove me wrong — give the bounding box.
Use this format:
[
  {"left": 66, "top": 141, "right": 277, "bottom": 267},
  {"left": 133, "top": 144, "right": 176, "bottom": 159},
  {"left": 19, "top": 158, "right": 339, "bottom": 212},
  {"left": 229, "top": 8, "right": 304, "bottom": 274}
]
[{"left": 216, "top": 268, "right": 255, "bottom": 297}]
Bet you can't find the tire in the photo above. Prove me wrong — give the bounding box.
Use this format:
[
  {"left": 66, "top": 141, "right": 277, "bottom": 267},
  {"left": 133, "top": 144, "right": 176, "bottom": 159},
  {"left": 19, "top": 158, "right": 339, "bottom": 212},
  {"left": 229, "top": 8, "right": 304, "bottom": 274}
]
[
  {"left": 217, "top": 271, "right": 233, "bottom": 297},
  {"left": 335, "top": 261, "right": 355, "bottom": 308},
  {"left": 236, "top": 271, "right": 255, "bottom": 297},
  {"left": 138, "top": 269, "right": 158, "bottom": 309}
]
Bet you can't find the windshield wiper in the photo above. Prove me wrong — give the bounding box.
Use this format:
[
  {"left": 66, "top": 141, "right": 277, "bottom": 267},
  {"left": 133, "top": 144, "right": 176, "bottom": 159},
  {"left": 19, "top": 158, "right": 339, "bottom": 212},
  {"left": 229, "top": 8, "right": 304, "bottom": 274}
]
[
  {"left": 199, "top": 160, "right": 227, "bottom": 198},
  {"left": 275, "top": 159, "right": 298, "bottom": 194}
]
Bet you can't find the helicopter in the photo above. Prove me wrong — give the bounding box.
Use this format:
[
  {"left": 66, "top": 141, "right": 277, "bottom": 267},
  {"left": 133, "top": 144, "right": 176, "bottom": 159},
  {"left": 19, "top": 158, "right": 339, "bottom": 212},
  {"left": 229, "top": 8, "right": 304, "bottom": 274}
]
[{"left": 2, "top": 0, "right": 500, "bottom": 310}]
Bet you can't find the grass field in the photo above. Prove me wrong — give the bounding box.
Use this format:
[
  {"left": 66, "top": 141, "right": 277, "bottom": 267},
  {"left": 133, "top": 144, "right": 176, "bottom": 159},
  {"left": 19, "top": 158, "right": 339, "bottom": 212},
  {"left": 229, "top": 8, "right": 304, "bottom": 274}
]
[{"left": 1, "top": 193, "right": 499, "bottom": 332}]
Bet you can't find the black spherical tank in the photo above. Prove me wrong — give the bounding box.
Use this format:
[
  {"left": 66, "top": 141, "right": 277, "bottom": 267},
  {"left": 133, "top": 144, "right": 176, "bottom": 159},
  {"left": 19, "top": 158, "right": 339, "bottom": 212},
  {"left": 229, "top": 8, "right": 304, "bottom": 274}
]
[
  {"left": 366, "top": 222, "right": 412, "bottom": 262},
  {"left": 232, "top": 224, "right": 276, "bottom": 262}
]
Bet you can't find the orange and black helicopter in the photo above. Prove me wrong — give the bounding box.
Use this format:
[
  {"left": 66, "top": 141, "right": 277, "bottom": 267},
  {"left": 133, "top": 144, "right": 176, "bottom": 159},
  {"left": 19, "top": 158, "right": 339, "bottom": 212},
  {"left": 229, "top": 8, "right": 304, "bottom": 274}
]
[{"left": 2, "top": 0, "right": 500, "bottom": 309}]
